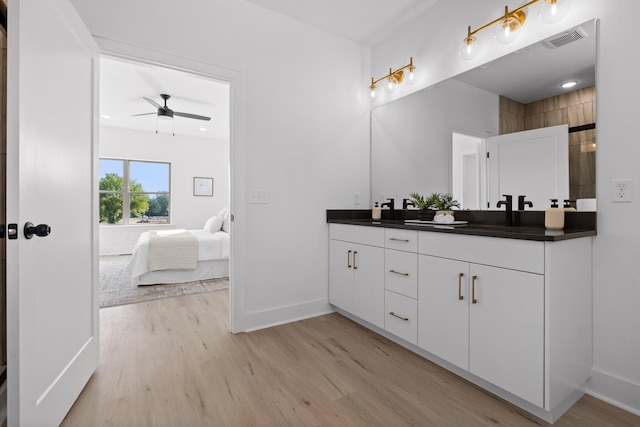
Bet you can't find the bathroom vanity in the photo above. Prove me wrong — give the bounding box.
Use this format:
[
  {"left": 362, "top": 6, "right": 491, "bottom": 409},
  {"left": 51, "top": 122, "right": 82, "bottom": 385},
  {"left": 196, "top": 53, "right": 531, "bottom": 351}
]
[{"left": 327, "top": 210, "right": 596, "bottom": 423}]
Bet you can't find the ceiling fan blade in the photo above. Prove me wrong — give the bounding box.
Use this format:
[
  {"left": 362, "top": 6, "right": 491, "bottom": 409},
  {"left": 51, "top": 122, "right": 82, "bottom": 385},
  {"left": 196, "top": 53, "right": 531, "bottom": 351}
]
[
  {"left": 174, "top": 111, "right": 211, "bottom": 121},
  {"left": 132, "top": 112, "right": 157, "bottom": 117},
  {"left": 143, "top": 97, "right": 162, "bottom": 109}
]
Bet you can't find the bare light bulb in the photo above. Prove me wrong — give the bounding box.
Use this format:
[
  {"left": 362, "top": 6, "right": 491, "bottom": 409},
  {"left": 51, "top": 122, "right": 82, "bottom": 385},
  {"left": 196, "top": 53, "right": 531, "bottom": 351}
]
[
  {"left": 458, "top": 36, "right": 480, "bottom": 60},
  {"left": 386, "top": 77, "right": 395, "bottom": 92},
  {"left": 494, "top": 17, "right": 520, "bottom": 44},
  {"left": 539, "top": 0, "right": 570, "bottom": 24}
]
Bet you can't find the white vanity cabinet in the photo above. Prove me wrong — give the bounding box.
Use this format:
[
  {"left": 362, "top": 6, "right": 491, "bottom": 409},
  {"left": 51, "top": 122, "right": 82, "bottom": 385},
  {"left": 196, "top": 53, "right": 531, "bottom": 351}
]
[
  {"left": 329, "top": 224, "right": 385, "bottom": 328},
  {"left": 328, "top": 222, "right": 593, "bottom": 422}
]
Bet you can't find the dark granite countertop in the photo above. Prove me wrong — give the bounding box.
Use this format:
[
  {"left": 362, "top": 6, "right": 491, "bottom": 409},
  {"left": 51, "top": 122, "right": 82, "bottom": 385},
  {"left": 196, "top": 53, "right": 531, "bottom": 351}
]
[{"left": 327, "top": 209, "right": 597, "bottom": 242}]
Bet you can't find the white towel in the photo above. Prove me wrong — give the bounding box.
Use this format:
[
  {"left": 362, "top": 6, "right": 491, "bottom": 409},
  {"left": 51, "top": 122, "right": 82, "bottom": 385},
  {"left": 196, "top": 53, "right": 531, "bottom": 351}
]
[{"left": 148, "top": 230, "right": 198, "bottom": 271}]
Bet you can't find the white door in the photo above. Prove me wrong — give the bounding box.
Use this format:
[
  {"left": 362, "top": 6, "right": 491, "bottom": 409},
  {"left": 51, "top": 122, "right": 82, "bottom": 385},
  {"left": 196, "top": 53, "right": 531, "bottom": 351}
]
[
  {"left": 488, "top": 125, "right": 569, "bottom": 210},
  {"left": 6, "top": 1, "right": 99, "bottom": 425}
]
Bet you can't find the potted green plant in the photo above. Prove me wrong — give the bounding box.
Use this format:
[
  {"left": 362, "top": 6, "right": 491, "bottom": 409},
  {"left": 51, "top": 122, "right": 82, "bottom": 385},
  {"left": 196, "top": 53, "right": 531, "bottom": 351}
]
[{"left": 409, "top": 192, "right": 460, "bottom": 220}]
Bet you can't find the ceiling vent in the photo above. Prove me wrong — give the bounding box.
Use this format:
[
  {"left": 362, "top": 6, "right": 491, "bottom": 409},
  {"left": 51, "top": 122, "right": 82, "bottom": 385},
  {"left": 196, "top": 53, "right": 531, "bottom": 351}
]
[{"left": 543, "top": 26, "right": 588, "bottom": 49}]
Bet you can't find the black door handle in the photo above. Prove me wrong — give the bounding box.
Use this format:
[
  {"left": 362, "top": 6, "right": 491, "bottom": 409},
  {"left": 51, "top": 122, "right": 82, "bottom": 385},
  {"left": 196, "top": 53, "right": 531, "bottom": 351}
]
[{"left": 24, "top": 222, "right": 51, "bottom": 239}]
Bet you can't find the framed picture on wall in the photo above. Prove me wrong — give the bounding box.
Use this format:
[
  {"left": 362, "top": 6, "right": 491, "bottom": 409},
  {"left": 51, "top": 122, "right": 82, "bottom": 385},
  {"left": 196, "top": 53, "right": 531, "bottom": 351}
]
[{"left": 193, "top": 177, "right": 214, "bottom": 197}]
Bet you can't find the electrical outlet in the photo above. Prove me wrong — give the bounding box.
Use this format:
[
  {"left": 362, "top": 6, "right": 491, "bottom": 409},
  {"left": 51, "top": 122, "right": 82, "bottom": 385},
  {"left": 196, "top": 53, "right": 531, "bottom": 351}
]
[
  {"left": 611, "top": 179, "right": 633, "bottom": 203},
  {"left": 353, "top": 192, "right": 360, "bottom": 205},
  {"left": 249, "top": 189, "right": 269, "bottom": 204}
]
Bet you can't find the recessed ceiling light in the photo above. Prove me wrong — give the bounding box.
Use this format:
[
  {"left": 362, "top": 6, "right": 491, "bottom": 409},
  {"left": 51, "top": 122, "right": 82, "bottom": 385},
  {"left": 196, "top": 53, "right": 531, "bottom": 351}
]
[
  {"left": 561, "top": 81, "right": 578, "bottom": 89},
  {"left": 101, "top": 114, "right": 111, "bottom": 119},
  {"left": 199, "top": 127, "right": 207, "bottom": 131}
]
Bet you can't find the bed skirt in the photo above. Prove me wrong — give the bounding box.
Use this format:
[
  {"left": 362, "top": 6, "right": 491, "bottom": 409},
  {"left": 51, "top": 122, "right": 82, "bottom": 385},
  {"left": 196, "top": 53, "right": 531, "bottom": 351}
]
[{"left": 135, "top": 259, "right": 229, "bottom": 286}]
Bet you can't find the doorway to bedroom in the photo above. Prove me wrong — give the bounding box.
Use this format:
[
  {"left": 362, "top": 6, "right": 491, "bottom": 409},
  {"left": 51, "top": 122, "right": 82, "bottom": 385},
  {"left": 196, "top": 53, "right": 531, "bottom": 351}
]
[{"left": 98, "top": 56, "right": 231, "bottom": 312}]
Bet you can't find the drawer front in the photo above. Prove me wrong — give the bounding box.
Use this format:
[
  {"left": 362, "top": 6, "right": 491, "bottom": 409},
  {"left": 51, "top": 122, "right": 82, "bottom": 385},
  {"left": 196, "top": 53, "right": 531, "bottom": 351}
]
[
  {"left": 385, "top": 249, "right": 418, "bottom": 298},
  {"left": 385, "top": 291, "right": 418, "bottom": 345},
  {"left": 385, "top": 229, "right": 418, "bottom": 252},
  {"left": 418, "top": 232, "right": 544, "bottom": 274},
  {"left": 330, "top": 223, "right": 384, "bottom": 247}
]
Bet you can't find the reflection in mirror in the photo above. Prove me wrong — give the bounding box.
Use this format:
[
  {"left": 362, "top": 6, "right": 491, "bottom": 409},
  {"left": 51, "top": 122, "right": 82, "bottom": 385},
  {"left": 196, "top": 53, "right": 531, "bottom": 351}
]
[{"left": 371, "top": 19, "right": 596, "bottom": 211}]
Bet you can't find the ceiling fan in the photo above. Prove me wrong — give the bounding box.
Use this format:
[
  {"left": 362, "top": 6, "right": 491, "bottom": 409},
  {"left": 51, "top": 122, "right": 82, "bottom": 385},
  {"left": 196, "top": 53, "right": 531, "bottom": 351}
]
[{"left": 133, "top": 93, "right": 211, "bottom": 121}]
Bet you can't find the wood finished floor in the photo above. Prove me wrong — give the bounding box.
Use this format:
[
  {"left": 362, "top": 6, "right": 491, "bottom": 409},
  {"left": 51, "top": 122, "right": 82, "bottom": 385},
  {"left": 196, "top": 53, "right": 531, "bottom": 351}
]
[{"left": 62, "top": 290, "right": 639, "bottom": 426}]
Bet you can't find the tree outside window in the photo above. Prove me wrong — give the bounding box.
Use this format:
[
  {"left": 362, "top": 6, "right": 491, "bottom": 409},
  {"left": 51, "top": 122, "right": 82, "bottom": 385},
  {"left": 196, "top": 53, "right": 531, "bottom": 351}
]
[{"left": 99, "top": 159, "right": 170, "bottom": 225}]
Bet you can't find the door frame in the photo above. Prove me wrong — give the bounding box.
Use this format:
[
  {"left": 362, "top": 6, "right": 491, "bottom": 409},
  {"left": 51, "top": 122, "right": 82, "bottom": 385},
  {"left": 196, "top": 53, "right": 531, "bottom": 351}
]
[{"left": 95, "top": 37, "right": 246, "bottom": 332}]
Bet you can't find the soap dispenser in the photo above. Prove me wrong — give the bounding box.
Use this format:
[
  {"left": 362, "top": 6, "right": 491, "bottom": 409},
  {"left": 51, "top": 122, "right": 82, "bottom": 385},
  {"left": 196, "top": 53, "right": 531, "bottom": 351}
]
[
  {"left": 545, "top": 199, "right": 564, "bottom": 230},
  {"left": 372, "top": 202, "right": 382, "bottom": 221},
  {"left": 563, "top": 199, "right": 576, "bottom": 212}
]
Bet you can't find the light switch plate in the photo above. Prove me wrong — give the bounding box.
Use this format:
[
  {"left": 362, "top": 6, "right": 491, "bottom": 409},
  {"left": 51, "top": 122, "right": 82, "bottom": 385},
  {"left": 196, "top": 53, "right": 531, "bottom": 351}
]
[{"left": 249, "top": 189, "right": 269, "bottom": 204}]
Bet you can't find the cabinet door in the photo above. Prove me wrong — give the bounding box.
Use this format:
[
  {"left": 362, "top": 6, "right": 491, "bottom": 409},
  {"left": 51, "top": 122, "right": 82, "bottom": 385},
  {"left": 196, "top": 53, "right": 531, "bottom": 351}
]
[
  {"left": 329, "top": 240, "right": 354, "bottom": 312},
  {"left": 418, "top": 256, "right": 470, "bottom": 370},
  {"left": 353, "top": 244, "right": 385, "bottom": 328},
  {"left": 469, "top": 264, "right": 544, "bottom": 407}
]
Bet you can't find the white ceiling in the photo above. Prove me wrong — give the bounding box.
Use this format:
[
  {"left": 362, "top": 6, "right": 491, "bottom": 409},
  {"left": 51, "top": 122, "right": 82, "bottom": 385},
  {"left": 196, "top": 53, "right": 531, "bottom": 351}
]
[
  {"left": 243, "top": 0, "right": 440, "bottom": 45},
  {"left": 100, "top": 57, "right": 230, "bottom": 139}
]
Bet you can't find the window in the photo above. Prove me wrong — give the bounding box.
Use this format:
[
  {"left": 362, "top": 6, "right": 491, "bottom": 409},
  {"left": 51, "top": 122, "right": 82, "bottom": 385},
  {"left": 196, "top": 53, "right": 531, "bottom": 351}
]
[{"left": 99, "top": 159, "right": 171, "bottom": 225}]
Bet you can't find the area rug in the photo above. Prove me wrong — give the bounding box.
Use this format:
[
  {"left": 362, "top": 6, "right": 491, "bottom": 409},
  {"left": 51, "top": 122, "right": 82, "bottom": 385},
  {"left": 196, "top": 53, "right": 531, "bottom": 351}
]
[{"left": 100, "top": 255, "right": 229, "bottom": 308}]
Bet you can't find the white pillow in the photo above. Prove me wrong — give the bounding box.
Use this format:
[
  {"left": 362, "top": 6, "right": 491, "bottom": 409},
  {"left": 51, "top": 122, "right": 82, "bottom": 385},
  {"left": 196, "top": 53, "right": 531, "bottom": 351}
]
[
  {"left": 222, "top": 209, "right": 231, "bottom": 233},
  {"left": 218, "top": 206, "right": 229, "bottom": 219},
  {"left": 204, "top": 215, "right": 223, "bottom": 233}
]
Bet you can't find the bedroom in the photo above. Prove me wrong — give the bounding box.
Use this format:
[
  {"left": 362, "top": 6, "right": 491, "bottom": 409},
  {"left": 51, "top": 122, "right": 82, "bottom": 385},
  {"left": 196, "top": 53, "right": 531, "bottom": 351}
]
[{"left": 98, "top": 56, "right": 231, "bottom": 307}]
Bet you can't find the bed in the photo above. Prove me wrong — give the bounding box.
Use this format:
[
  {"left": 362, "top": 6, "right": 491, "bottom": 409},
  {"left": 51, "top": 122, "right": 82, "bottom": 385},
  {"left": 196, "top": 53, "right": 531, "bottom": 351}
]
[{"left": 127, "top": 208, "right": 230, "bottom": 285}]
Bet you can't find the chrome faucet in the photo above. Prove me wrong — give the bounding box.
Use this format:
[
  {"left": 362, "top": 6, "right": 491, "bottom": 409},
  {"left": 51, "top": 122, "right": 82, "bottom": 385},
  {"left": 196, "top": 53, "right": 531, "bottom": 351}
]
[
  {"left": 496, "top": 195, "right": 513, "bottom": 227},
  {"left": 381, "top": 198, "right": 395, "bottom": 220},
  {"left": 518, "top": 195, "right": 533, "bottom": 211},
  {"left": 402, "top": 198, "right": 416, "bottom": 210}
]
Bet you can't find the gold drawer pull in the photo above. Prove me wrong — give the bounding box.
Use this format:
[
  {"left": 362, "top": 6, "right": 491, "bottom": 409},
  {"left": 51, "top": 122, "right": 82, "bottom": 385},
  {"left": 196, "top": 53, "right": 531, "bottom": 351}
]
[
  {"left": 389, "top": 269, "right": 409, "bottom": 276},
  {"left": 389, "top": 237, "right": 410, "bottom": 242},
  {"left": 347, "top": 250, "right": 352, "bottom": 268},
  {"left": 472, "top": 275, "right": 478, "bottom": 304},
  {"left": 458, "top": 272, "right": 464, "bottom": 300},
  {"left": 389, "top": 312, "right": 409, "bottom": 321}
]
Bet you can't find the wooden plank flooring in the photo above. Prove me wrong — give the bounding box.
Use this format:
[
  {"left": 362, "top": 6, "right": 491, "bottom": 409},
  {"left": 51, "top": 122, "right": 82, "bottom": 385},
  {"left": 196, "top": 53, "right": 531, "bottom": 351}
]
[{"left": 62, "top": 290, "right": 640, "bottom": 426}]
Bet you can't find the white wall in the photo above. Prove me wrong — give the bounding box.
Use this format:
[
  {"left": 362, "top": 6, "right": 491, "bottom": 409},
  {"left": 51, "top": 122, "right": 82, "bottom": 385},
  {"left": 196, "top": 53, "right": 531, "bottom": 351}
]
[
  {"left": 99, "top": 126, "right": 230, "bottom": 255},
  {"left": 370, "top": 0, "right": 640, "bottom": 415},
  {"left": 71, "top": 0, "right": 371, "bottom": 328}
]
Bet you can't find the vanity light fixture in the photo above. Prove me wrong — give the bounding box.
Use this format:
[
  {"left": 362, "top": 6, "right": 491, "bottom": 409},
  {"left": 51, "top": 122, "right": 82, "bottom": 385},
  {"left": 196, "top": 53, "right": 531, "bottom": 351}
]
[
  {"left": 459, "top": 0, "right": 570, "bottom": 60},
  {"left": 369, "top": 57, "right": 415, "bottom": 98}
]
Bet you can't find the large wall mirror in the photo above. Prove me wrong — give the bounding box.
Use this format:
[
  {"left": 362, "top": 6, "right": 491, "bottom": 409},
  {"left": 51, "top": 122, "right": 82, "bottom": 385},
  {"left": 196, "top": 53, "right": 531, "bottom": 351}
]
[{"left": 371, "top": 19, "right": 596, "bottom": 211}]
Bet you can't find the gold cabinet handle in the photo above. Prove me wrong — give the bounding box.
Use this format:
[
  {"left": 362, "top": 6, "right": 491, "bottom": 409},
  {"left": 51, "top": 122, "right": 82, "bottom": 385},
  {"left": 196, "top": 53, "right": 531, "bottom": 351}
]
[
  {"left": 389, "top": 269, "right": 409, "bottom": 276},
  {"left": 389, "top": 312, "right": 409, "bottom": 321},
  {"left": 347, "top": 250, "right": 352, "bottom": 268},
  {"left": 389, "top": 237, "right": 410, "bottom": 243},
  {"left": 472, "top": 275, "right": 478, "bottom": 304},
  {"left": 458, "top": 272, "right": 464, "bottom": 300},
  {"left": 353, "top": 251, "right": 358, "bottom": 270}
]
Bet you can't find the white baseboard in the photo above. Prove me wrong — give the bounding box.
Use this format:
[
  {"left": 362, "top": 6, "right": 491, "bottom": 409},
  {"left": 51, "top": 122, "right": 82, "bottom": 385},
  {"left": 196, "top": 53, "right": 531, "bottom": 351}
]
[
  {"left": 244, "top": 298, "right": 333, "bottom": 332},
  {"left": 587, "top": 368, "right": 640, "bottom": 416}
]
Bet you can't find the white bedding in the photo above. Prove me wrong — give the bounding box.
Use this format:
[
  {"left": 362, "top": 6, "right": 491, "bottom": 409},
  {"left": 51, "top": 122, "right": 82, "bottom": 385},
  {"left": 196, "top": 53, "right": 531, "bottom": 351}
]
[{"left": 128, "top": 229, "right": 230, "bottom": 282}]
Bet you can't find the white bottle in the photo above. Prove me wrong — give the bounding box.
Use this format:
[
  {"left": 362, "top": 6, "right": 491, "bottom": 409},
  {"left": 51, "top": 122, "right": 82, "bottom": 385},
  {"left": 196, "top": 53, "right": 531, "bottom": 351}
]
[{"left": 372, "top": 202, "right": 381, "bottom": 221}]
